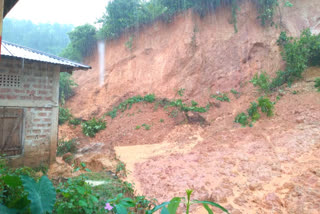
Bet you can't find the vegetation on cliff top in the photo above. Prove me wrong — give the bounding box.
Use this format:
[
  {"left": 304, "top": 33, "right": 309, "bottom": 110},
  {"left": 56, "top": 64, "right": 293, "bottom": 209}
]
[{"left": 62, "top": 0, "right": 286, "bottom": 62}]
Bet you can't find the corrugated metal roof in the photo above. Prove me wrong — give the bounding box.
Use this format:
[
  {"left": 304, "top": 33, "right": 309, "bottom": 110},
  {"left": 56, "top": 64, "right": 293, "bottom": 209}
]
[{"left": 1, "top": 41, "right": 91, "bottom": 70}]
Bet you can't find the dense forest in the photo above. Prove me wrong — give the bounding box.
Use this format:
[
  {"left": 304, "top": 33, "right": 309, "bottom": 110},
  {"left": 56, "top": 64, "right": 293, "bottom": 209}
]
[{"left": 2, "top": 18, "right": 73, "bottom": 55}]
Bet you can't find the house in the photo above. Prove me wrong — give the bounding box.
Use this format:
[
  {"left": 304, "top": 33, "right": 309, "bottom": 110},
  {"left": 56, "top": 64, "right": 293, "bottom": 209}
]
[{"left": 0, "top": 41, "right": 90, "bottom": 167}]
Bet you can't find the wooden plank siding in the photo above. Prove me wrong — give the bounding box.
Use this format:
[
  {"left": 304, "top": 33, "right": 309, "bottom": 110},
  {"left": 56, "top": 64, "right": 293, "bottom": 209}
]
[{"left": 0, "top": 107, "right": 23, "bottom": 156}]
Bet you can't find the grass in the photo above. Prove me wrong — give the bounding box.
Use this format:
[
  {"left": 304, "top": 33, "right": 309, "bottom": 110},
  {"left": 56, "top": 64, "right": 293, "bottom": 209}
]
[{"left": 211, "top": 93, "right": 230, "bottom": 102}]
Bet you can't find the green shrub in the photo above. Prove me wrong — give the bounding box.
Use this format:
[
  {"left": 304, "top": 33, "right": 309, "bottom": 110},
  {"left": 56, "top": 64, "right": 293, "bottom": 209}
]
[
  {"left": 135, "top": 125, "right": 141, "bottom": 130},
  {"left": 170, "top": 99, "right": 207, "bottom": 113},
  {"left": 269, "top": 70, "right": 289, "bottom": 89},
  {"left": 315, "top": 78, "right": 320, "bottom": 92},
  {"left": 230, "top": 89, "right": 239, "bottom": 95},
  {"left": 177, "top": 88, "right": 185, "bottom": 97},
  {"left": 106, "top": 94, "right": 155, "bottom": 119},
  {"left": 59, "top": 72, "right": 78, "bottom": 104},
  {"left": 234, "top": 112, "right": 249, "bottom": 127},
  {"left": 59, "top": 107, "right": 72, "bottom": 125},
  {"left": 250, "top": 72, "right": 271, "bottom": 94},
  {"left": 81, "top": 118, "right": 106, "bottom": 137},
  {"left": 143, "top": 94, "right": 156, "bottom": 103},
  {"left": 235, "top": 97, "right": 275, "bottom": 127},
  {"left": 57, "top": 139, "right": 78, "bottom": 157},
  {"left": 258, "top": 96, "right": 274, "bottom": 117},
  {"left": 277, "top": 31, "right": 290, "bottom": 46},
  {"left": 69, "top": 118, "right": 81, "bottom": 126},
  {"left": 142, "top": 124, "right": 151, "bottom": 130},
  {"left": 55, "top": 177, "right": 100, "bottom": 214},
  {"left": 211, "top": 93, "right": 230, "bottom": 102},
  {"left": 271, "top": 29, "right": 320, "bottom": 89},
  {"left": 247, "top": 102, "right": 260, "bottom": 122},
  {"left": 191, "top": 100, "right": 198, "bottom": 107}
]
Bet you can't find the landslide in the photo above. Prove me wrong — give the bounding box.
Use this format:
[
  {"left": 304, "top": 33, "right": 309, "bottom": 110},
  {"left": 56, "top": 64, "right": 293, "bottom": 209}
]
[{"left": 59, "top": 0, "right": 320, "bottom": 213}]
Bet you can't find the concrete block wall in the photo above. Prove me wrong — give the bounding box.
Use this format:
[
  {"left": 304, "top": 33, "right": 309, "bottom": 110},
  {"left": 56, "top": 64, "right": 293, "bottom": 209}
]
[
  {"left": 0, "top": 58, "right": 60, "bottom": 167},
  {"left": 22, "top": 107, "right": 54, "bottom": 166},
  {"left": 0, "top": 58, "right": 55, "bottom": 104}
]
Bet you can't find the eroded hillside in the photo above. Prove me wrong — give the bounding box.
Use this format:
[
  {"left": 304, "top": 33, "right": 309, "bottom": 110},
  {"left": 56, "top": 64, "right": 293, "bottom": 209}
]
[{"left": 58, "top": 0, "right": 320, "bottom": 213}]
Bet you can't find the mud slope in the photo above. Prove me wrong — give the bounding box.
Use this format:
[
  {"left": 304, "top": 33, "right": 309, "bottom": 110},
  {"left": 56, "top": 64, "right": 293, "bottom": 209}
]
[
  {"left": 66, "top": 0, "right": 320, "bottom": 119},
  {"left": 59, "top": 0, "right": 320, "bottom": 213}
]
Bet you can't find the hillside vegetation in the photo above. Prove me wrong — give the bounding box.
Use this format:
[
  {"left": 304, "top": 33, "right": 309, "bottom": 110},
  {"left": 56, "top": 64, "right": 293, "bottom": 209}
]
[{"left": 62, "top": 0, "right": 290, "bottom": 61}]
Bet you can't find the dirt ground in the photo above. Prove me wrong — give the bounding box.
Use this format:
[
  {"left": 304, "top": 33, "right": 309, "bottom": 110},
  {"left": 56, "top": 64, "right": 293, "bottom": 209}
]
[{"left": 58, "top": 68, "right": 320, "bottom": 214}]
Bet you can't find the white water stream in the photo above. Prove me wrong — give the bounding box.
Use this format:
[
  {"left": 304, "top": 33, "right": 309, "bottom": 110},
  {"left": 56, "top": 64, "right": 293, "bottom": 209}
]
[{"left": 98, "top": 40, "right": 105, "bottom": 87}]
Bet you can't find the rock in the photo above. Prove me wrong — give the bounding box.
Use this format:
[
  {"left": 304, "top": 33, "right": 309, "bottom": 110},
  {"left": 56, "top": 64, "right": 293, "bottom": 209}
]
[{"left": 79, "top": 143, "right": 104, "bottom": 154}]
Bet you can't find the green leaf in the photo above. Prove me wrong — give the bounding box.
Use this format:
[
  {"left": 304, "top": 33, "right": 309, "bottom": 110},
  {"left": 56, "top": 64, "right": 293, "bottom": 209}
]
[
  {"left": 79, "top": 200, "right": 88, "bottom": 207},
  {"left": 21, "top": 175, "right": 56, "bottom": 214},
  {"left": 203, "top": 204, "right": 213, "bottom": 214},
  {"left": 167, "top": 197, "right": 181, "bottom": 214},
  {"left": 3, "top": 175, "right": 22, "bottom": 187},
  {"left": 115, "top": 204, "right": 127, "bottom": 214},
  {"left": 146, "top": 201, "right": 170, "bottom": 214},
  {"left": 160, "top": 206, "right": 169, "bottom": 214},
  {"left": 0, "top": 204, "right": 19, "bottom": 214},
  {"left": 76, "top": 186, "right": 85, "bottom": 195},
  {"left": 193, "top": 200, "right": 230, "bottom": 214},
  {"left": 7, "top": 195, "right": 29, "bottom": 210},
  {"left": 90, "top": 195, "right": 99, "bottom": 203}
]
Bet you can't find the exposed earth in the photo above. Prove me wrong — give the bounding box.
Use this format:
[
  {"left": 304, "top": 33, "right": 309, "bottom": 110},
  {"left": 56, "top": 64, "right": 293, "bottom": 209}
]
[{"left": 55, "top": 0, "right": 320, "bottom": 213}]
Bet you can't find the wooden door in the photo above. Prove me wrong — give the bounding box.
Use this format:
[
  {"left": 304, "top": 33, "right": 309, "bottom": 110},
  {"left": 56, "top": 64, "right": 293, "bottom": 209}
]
[{"left": 0, "top": 108, "right": 23, "bottom": 156}]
